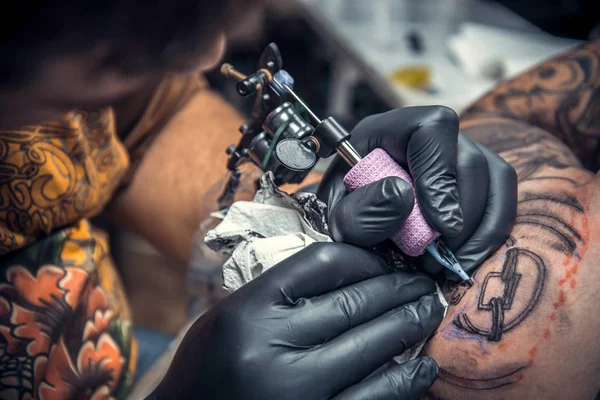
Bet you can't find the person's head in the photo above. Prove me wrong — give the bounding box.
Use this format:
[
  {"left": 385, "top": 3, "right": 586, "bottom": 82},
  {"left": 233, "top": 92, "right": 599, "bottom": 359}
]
[{"left": 0, "top": 0, "right": 253, "bottom": 127}]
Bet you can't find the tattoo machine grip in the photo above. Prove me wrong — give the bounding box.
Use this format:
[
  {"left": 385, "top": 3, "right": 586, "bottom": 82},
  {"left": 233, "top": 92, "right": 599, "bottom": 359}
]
[{"left": 343, "top": 148, "right": 440, "bottom": 257}]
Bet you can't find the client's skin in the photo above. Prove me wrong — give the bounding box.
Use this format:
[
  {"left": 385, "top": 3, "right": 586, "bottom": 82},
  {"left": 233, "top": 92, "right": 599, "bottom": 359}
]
[{"left": 423, "top": 40, "right": 600, "bottom": 399}]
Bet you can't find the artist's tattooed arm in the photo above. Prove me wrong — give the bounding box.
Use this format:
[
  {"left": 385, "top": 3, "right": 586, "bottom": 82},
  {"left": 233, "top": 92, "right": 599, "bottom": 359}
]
[{"left": 461, "top": 40, "right": 600, "bottom": 169}]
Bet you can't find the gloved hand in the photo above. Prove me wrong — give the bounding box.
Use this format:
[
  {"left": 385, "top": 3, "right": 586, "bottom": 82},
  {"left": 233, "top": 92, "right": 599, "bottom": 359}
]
[
  {"left": 317, "top": 106, "right": 518, "bottom": 278},
  {"left": 154, "top": 243, "right": 444, "bottom": 400}
]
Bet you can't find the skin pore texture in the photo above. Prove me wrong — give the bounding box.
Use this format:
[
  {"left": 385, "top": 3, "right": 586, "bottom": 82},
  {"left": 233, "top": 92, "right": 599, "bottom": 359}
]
[{"left": 422, "top": 40, "right": 600, "bottom": 399}]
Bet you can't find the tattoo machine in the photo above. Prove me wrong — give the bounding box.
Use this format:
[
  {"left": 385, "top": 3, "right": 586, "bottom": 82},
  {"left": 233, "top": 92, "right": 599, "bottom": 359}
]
[{"left": 218, "top": 43, "right": 473, "bottom": 285}]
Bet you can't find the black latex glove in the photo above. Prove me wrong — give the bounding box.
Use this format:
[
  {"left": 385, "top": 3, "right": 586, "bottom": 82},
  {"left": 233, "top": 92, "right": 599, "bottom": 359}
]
[
  {"left": 317, "top": 106, "right": 518, "bottom": 278},
  {"left": 154, "top": 243, "right": 444, "bottom": 400}
]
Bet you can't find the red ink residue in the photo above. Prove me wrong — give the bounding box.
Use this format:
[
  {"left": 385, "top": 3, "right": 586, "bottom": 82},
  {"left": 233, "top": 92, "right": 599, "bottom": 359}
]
[
  {"left": 550, "top": 313, "right": 557, "bottom": 321},
  {"left": 544, "top": 329, "right": 551, "bottom": 339},
  {"left": 498, "top": 343, "right": 509, "bottom": 351},
  {"left": 570, "top": 279, "right": 576, "bottom": 289},
  {"left": 527, "top": 347, "right": 538, "bottom": 367},
  {"left": 517, "top": 373, "right": 525, "bottom": 382},
  {"left": 571, "top": 265, "right": 578, "bottom": 275},
  {"left": 554, "top": 290, "right": 567, "bottom": 309},
  {"left": 560, "top": 271, "right": 572, "bottom": 286},
  {"left": 559, "top": 290, "right": 566, "bottom": 304},
  {"left": 529, "top": 347, "right": 538, "bottom": 357}
]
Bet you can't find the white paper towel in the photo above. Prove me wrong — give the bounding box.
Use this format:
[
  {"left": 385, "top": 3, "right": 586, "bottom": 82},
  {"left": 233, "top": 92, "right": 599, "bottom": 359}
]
[
  {"left": 205, "top": 173, "right": 332, "bottom": 292},
  {"left": 204, "top": 172, "right": 447, "bottom": 363}
]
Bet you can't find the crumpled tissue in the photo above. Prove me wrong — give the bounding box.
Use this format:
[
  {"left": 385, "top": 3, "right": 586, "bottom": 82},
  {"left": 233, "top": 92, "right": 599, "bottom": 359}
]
[
  {"left": 204, "top": 172, "right": 447, "bottom": 363},
  {"left": 204, "top": 173, "right": 332, "bottom": 292}
]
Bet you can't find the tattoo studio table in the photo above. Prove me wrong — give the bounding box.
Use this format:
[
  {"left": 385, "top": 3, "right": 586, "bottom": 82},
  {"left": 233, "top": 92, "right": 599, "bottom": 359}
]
[{"left": 294, "top": 0, "right": 575, "bottom": 115}]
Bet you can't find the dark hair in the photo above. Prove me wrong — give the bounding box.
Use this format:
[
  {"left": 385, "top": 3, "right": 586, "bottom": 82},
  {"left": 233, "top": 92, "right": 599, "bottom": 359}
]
[{"left": 0, "top": 0, "right": 254, "bottom": 86}]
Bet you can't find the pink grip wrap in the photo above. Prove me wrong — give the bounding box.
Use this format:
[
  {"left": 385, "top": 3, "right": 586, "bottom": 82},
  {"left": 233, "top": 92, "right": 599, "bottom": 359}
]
[{"left": 343, "top": 148, "right": 439, "bottom": 256}]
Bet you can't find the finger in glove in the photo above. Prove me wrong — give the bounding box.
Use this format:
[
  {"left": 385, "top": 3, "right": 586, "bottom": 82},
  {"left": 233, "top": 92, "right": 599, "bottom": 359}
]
[
  {"left": 305, "top": 293, "right": 444, "bottom": 394},
  {"left": 329, "top": 177, "right": 414, "bottom": 247},
  {"left": 285, "top": 272, "right": 436, "bottom": 346}
]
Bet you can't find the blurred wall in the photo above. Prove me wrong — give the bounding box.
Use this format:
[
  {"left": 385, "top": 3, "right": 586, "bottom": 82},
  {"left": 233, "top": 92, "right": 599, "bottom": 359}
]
[{"left": 491, "top": 0, "right": 599, "bottom": 39}]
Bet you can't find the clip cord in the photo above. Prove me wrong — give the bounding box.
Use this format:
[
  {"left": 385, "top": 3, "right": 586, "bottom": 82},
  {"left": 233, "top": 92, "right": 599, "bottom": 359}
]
[
  {"left": 261, "top": 116, "right": 293, "bottom": 171},
  {"left": 271, "top": 78, "right": 321, "bottom": 125}
]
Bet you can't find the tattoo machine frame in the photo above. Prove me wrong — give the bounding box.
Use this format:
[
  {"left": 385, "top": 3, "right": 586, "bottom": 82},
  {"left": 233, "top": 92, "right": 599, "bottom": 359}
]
[{"left": 218, "top": 43, "right": 472, "bottom": 285}]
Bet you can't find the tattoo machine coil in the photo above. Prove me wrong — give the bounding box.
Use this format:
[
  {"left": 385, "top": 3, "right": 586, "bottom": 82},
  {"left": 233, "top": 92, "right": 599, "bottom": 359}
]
[{"left": 218, "top": 43, "right": 472, "bottom": 285}]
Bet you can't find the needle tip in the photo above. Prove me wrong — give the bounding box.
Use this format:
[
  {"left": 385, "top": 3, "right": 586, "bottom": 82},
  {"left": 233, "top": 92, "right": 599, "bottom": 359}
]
[{"left": 466, "top": 278, "right": 474, "bottom": 287}]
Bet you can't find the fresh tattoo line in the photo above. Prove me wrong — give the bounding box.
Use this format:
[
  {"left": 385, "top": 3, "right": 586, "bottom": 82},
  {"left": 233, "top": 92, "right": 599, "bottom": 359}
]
[
  {"left": 516, "top": 191, "right": 585, "bottom": 255},
  {"left": 437, "top": 365, "right": 527, "bottom": 391},
  {"left": 518, "top": 192, "right": 584, "bottom": 213},
  {"left": 452, "top": 248, "right": 546, "bottom": 342},
  {"left": 447, "top": 188, "right": 585, "bottom": 342},
  {"left": 515, "top": 214, "right": 582, "bottom": 255},
  {"left": 431, "top": 184, "right": 590, "bottom": 393}
]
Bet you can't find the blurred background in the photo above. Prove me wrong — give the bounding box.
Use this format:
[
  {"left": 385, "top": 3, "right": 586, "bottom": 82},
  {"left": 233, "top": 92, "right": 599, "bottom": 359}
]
[{"left": 91, "top": 0, "right": 599, "bottom": 387}]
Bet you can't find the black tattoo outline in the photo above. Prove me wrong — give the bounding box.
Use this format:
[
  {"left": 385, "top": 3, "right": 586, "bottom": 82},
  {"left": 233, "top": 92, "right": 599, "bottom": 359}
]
[
  {"left": 447, "top": 281, "right": 470, "bottom": 306},
  {"left": 438, "top": 365, "right": 527, "bottom": 391},
  {"left": 454, "top": 248, "right": 546, "bottom": 342},
  {"left": 520, "top": 176, "right": 580, "bottom": 185},
  {"left": 515, "top": 214, "right": 583, "bottom": 254},
  {"left": 515, "top": 192, "right": 585, "bottom": 254},
  {"left": 518, "top": 192, "right": 584, "bottom": 213}
]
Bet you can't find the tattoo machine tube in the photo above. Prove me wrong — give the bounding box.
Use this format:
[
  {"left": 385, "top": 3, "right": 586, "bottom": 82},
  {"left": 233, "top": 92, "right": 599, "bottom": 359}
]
[
  {"left": 344, "top": 149, "right": 439, "bottom": 256},
  {"left": 343, "top": 149, "right": 472, "bottom": 284},
  {"left": 271, "top": 76, "right": 473, "bottom": 285}
]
